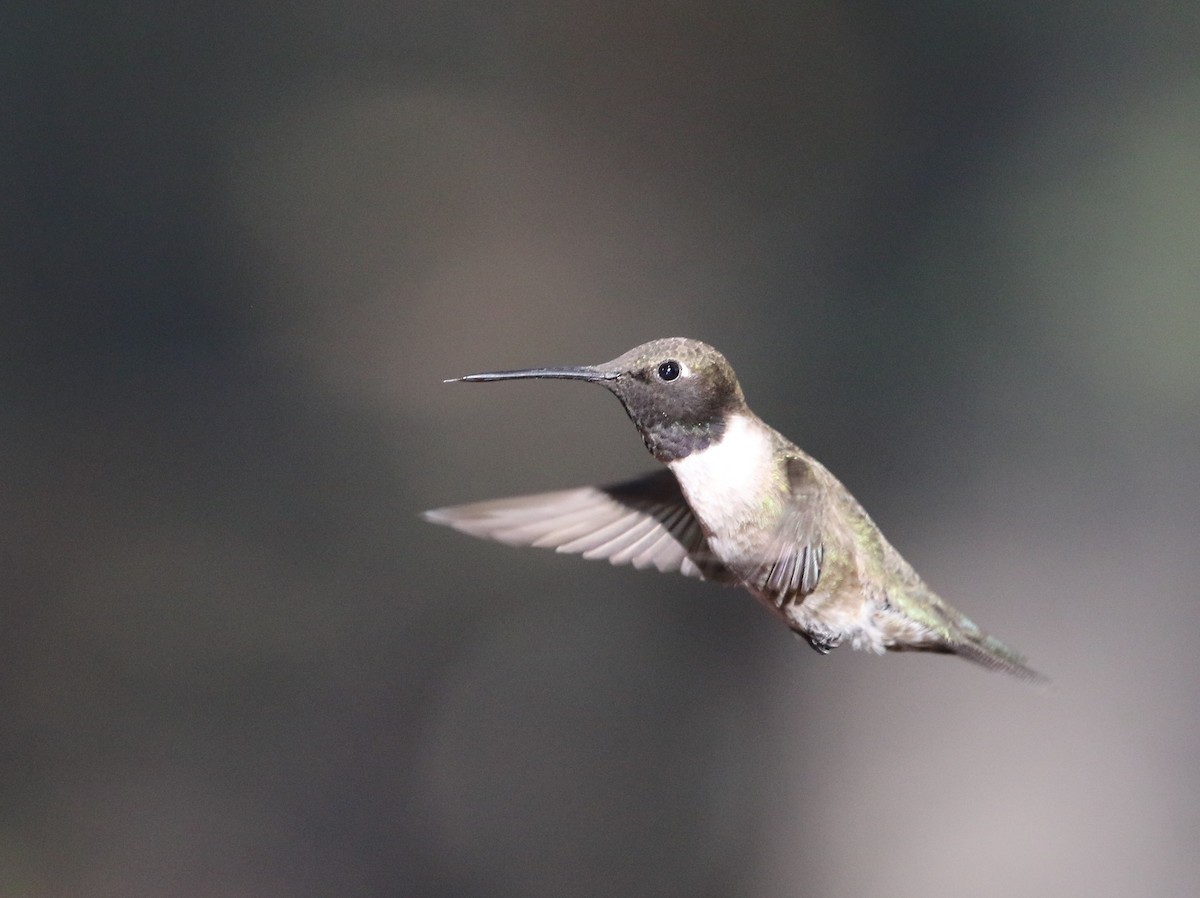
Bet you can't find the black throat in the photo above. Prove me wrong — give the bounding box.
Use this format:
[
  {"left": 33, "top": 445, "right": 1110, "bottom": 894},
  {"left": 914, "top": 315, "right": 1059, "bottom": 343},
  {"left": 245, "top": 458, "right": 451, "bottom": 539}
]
[{"left": 641, "top": 415, "right": 727, "bottom": 463}]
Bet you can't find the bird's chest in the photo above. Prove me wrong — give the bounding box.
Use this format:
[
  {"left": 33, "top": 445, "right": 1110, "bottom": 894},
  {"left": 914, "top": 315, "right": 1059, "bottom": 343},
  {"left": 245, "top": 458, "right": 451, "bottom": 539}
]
[{"left": 668, "top": 416, "right": 780, "bottom": 564}]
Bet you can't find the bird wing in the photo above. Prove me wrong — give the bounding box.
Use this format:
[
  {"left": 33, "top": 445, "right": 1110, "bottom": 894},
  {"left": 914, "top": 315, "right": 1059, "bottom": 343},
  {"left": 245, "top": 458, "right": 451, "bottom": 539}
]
[
  {"left": 750, "top": 456, "right": 827, "bottom": 606},
  {"left": 423, "top": 470, "right": 733, "bottom": 581}
]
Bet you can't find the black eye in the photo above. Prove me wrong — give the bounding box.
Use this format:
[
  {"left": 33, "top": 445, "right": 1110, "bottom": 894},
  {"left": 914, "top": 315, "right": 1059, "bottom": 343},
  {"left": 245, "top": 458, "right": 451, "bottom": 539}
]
[{"left": 657, "top": 360, "right": 681, "bottom": 382}]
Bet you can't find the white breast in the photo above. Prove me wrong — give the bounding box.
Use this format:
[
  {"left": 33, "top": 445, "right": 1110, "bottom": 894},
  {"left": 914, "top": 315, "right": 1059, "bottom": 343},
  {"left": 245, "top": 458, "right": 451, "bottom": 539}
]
[{"left": 667, "top": 413, "right": 775, "bottom": 541}]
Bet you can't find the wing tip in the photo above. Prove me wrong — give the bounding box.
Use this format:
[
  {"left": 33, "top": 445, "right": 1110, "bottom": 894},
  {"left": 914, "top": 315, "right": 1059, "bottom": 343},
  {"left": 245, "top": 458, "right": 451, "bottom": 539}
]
[{"left": 422, "top": 507, "right": 452, "bottom": 525}]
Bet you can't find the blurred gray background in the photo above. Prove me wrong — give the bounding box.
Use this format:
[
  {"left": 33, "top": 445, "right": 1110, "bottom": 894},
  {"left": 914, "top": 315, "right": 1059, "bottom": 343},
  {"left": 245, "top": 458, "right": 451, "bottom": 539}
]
[{"left": 4, "top": 3, "right": 1199, "bottom": 896}]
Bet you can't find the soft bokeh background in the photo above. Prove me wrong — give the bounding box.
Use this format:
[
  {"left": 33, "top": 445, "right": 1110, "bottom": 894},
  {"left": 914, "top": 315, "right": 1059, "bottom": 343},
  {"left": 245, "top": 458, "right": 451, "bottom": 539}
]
[{"left": 5, "top": 3, "right": 1199, "bottom": 896}]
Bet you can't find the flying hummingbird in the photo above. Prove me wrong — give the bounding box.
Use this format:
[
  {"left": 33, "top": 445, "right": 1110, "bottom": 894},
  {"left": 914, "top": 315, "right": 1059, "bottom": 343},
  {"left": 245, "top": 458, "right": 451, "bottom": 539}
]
[{"left": 424, "top": 337, "right": 1045, "bottom": 683}]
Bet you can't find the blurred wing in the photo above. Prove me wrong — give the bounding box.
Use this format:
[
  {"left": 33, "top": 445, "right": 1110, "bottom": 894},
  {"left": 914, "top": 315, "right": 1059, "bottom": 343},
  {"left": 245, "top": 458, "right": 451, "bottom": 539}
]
[
  {"left": 423, "top": 470, "right": 732, "bottom": 581},
  {"left": 752, "top": 456, "right": 826, "bottom": 606}
]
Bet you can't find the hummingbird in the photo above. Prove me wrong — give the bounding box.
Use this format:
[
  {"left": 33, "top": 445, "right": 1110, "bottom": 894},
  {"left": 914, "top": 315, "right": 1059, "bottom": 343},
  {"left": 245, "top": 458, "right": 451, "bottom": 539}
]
[{"left": 424, "top": 337, "right": 1045, "bottom": 683}]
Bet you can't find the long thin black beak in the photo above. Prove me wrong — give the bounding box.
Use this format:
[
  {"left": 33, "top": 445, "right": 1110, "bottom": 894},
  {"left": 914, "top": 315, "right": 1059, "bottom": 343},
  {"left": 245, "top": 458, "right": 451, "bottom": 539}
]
[{"left": 445, "top": 366, "right": 619, "bottom": 384}]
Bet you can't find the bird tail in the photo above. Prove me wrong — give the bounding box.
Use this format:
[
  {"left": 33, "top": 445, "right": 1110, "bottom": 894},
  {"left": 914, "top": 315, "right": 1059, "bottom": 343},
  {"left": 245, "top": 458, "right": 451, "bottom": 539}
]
[
  {"left": 950, "top": 632, "right": 1048, "bottom": 686},
  {"left": 915, "top": 593, "right": 1049, "bottom": 686}
]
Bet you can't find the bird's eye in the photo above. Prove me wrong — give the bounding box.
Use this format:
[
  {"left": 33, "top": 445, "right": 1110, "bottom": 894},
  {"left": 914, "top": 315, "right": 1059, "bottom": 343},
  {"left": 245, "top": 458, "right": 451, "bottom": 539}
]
[{"left": 657, "top": 360, "right": 681, "bottom": 382}]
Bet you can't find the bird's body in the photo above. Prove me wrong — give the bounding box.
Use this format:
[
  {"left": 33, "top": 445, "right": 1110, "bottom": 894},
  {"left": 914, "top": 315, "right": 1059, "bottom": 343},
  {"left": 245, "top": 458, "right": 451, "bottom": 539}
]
[{"left": 425, "top": 338, "right": 1044, "bottom": 683}]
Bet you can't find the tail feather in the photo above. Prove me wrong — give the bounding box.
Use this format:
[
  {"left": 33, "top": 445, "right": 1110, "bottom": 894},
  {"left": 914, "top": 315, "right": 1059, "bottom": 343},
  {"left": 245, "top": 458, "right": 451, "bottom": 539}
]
[
  {"left": 951, "top": 634, "right": 1049, "bottom": 686},
  {"left": 914, "top": 592, "right": 1049, "bottom": 686}
]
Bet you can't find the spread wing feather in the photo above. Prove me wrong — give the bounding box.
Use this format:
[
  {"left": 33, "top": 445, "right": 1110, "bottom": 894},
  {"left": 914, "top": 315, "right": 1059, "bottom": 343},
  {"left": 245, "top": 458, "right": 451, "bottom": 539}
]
[{"left": 423, "top": 470, "right": 733, "bottom": 581}]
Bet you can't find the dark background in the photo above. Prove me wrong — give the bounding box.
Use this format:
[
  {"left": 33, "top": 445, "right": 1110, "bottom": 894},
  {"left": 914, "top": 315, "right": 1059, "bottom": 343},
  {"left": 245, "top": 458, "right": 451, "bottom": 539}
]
[{"left": 5, "top": 3, "right": 1199, "bottom": 896}]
